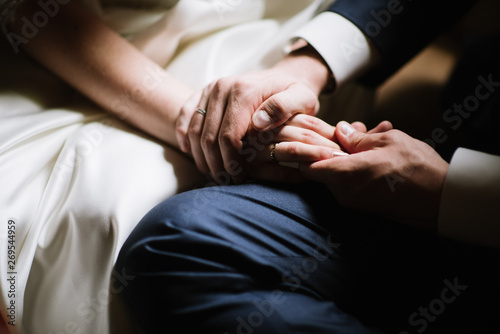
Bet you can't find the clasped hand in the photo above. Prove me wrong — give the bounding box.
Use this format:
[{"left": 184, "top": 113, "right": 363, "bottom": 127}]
[
  {"left": 175, "top": 70, "right": 449, "bottom": 229},
  {"left": 175, "top": 67, "right": 325, "bottom": 183},
  {"left": 300, "top": 121, "right": 449, "bottom": 230}
]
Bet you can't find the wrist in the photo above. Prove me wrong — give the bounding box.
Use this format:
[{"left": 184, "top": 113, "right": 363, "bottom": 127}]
[
  {"left": 113, "top": 74, "right": 192, "bottom": 148},
  {"left": 149, "top": 80, "right": 193, "bottom": 146},
  {"left": 276, "top": 40, "right": 334, "bottom": 96}
]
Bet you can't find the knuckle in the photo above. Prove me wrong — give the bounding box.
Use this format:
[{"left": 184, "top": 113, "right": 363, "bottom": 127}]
[
  {"left": 219, "top": 131, "right": 240, "bottom": 150},
  {"left": 232, "top": 79, "right": 251, "bottom": 94},
  {"left": 176, "top": 111, "right": 190, "bottom": 125},
  {"left": 207, "top": 79, "right": 217, "bottom": 91},
  {"left": 178, "top": 106, "right": 188, "bottom": 117},
  {"left": 212, "top": 77, "right": 233, "bottom": 96},
  {"left": 351, "top": 138, "right": 366, "bottom": 152},
  {"left": 286, "top": 142, "right": 300, "bottom": 156},
  {"left": 176, "top": 126, "right": 188, "bottom": 139},
  {"left": 303, "top": 115, "right": 320, "bottom": 128},
  {"left": 320, "top": 147, "right": 334, "bottom": 159},
  {"left": 262, "top": 95, "right": 286, "bottom": 119},
  {"left": 201, "top": 133, "right": 218, "bottom": 149},
  {"left": 294, "top": 84, "right": 319, "bottom": 113},
  {"left": 298, "top": 130, "right": 315, "bottom": 143},
  {"left": 175, "top": 117, "right": 184, "bottom": 131},
  {"left": 380, "top": 130, "right": 400, "bottom": 143},
  {"left": 211, "top": 82, "right": 226, "bottom": 97},
  {"left": 188, "top": 124, "right": 201, "bottom": 140},
  {"left": 304, "top": 94, "right": 319, "bottom": 113}
]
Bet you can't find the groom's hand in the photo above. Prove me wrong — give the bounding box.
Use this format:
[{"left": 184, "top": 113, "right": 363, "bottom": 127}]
[
  {"left": 175, "top": 44, "right": 332, "bottom": 184},
  {"left": 300, "top": 121, "right": 449, "bottom": 230}
]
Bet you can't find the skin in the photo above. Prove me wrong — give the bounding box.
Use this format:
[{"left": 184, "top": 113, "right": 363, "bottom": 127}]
[
  {"left": 6, "top": 2, "right": 450, "bottom": 229},
  {"left": 241, "top": 114, "right": 344, "bottom": 183},
  {"left": 7, "top": 2, "right": 337, "bottom": 166},
  {"left": 300, "top": 121, "right": 449, "bottom": 229},
  {"left": 5, "top": 1, "right": 349, "bottom": 181},
  {"left": 175, "top": 44, "right": 332, "bottom": 183},
  {"left": 7, "top": 0, "right": 192, "bottom": 147},
  {"left": 242, "top": 117, "right": 381, "bottom": 183},
  {"left": 176, "top": 37, "right": 449, "bottom": 228}
]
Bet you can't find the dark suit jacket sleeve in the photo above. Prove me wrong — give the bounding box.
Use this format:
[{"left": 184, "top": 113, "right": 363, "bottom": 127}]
[{"left": 327, "top": 0, "right": 477, "bottom": 86}]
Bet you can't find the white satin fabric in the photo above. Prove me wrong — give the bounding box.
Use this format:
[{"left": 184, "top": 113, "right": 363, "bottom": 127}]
[{"left": 0, "top": 0, "right": 332, "bottom": 333}]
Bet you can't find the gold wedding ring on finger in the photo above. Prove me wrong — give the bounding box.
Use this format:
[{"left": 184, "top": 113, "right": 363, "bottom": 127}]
[
  {"left": 196, "top": 108, "right": 207, "bottom": 117},
  {"left": 270, "top": 142, "right": 278, "bottom": 162}
]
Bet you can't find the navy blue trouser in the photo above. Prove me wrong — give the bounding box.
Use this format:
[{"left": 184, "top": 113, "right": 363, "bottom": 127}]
[{"left": 115, "top": 182, "right": 500, "bottom": 334}]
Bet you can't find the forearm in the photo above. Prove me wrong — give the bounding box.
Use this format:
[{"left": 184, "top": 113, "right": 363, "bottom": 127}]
[{"left": 7, "top": 0, "right": 191, "bottom": 147}]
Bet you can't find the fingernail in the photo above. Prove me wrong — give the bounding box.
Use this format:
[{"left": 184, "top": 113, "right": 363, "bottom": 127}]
[
  {"left": 252, "top": 110, "right": 273, "bottom": 130},
  {"left": 337, "top": 121, "right": 356, "bottom": 136},
  {"left": 332, "top": 150, "right": 349, "bottom": 157}
]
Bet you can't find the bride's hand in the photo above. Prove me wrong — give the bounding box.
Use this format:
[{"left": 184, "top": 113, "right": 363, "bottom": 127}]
[
  {"left": 174, "top": 45, "right": 331, "bottom": 184},
  {"left": 243, "top": 118, "right": 393, "bottom": 183},
  {"left": 176, "top": 96, "right": 341, "bottom": 183},
  {"left": 242, "top": 114, "right": 345, "bottom": 183}
]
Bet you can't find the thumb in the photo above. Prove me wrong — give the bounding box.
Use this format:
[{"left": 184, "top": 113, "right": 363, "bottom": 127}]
[
  {"left": 335, "top": 121, "right": 369, "bottom": 154},
  {"left": 252, "top": 83, "right": 319, "bottom": 131}
]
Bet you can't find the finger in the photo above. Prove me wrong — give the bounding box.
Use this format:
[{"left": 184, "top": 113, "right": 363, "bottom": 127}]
[
  {"left": 188, "top": 85, "right": 213, "bottom": 176},
  {"left": 283, "top": 114, "right": 336, "bottom": 140},
  {"left": 218, "top": 85, "right": 258, "bottom": 184},
  {"left": 367, "top": 120, "right": 393, "bottom": 134},
  {"left": 188, "top": 114, "right": 210, "bottom": 176},
  {"left": 252, "top": 82, "right": 319, "bottom": 131},
  {"left": 298, "top": 161, "right": 330, "bottom": 183},
  {"left": 332, "top": 122, "right": 366, "bottom": 144},
  {"left": 351, "top": 121, "right": 367, "bottom": 133},
  {"left": 332, "top": 121, "right": 390, "bottom": 147},
  {"left": 201, "top": 79, "right": 231, "bottom": 184},
  {"left": 298, "top": 157, "right": 351, "bottom": 184},
  {"left": 272, "top": 126, "right": 341, "bottom": 150},
  {"left": 264, "top": 142, "right": 347, "bottom": 163},
  {"left": 176, "top": 90, "right": 203, "bottom": 153},
  {"left": 335, "top": 121, "right": 375, "bottom": 154},
  {"left": 188, "top": 112, "right": 210, "bottom": 176}
]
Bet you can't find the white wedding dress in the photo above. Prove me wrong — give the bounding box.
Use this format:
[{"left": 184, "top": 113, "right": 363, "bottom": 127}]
[{"left": 0, "top": 0, "right": 339, "bottom": 333}]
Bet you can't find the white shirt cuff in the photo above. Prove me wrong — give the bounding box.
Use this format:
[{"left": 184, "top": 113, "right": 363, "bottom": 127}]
[
  {"left": 438, "top": 148, "right": 500, "bottom": 248},
  {"left": 292, "top": 11, "right": 378, "bottom": 89}
]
